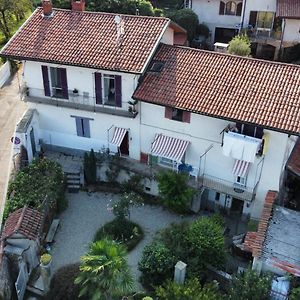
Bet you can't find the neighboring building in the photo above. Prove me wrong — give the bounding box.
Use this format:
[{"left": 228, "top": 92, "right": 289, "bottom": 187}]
[{"left": 1, "top": 0, "right": 300, "bottom": 219}]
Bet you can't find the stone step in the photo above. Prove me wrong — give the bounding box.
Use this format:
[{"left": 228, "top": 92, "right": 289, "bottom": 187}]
[
  {"left": 67, "top": 179, "right": 80, "bottom": 184},
  {"left": 66, "top": 173, "right": 80, "bottom": 178}
]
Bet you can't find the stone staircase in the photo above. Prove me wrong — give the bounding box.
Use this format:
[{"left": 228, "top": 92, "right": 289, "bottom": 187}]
[{"left": 65, "top": 172, "right": 81, "bottom": 193}]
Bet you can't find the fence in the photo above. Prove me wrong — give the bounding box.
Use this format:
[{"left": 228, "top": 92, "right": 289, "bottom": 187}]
[{"left": 0, "top": 61, "right": 11, "bottom": 88}]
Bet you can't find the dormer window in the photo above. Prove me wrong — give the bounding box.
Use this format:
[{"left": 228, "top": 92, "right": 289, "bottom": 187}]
[{"left": 150, "top": 61, "right": 164, "bottom": 73}]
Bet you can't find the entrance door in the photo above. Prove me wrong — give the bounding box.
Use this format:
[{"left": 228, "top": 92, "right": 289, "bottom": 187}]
[
  {"left": 231, "top": 198, "right": 244, "bottom": 215},
  {"left": 120, "top": 131, "right": 129, "bottom": 156},
  {"left": 30, "top": 128, "right": 36, "bottom": 157}
]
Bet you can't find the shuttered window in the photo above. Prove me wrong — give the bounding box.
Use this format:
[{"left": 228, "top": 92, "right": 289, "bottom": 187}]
[
  {"left": 219, "top": 1, "right": 225, "bottom": 15},
  {"left": 236, "top": 2, "right": 242, "bottom": 16},
  {"left": 95, "top": 73, "right": 102, "bottom": 104},
  {"left": 165, "top": 107, "right": 191, "bottom": 123},
  {"left": 72, "top": 116, "right": 92, "bottom": 138},
  {"left": 41, "top": 65, "right": 51, "bottom": 96},
  {"left": 115, "top": 75, "right": 122, "bottom": 107},
  {"left": 49, "top": 67, "right": 68, "bottom": 99}
]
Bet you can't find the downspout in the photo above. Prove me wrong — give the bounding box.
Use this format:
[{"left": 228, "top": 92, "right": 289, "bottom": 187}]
[
  {"left": 279, "top": 18, "right": 286, "bottom": 59},
  {"left": 240, "top": 0, "right": 247, "bottom": 33}
]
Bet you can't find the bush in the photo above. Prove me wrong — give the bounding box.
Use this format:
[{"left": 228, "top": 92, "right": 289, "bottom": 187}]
[
  {"left": 138, "top": 242, "right": 176, "bottom": 287},
  {"left": 156, "top": 171, "right": 195, "bottom": 213},
  {"left": 290, "top": 287, "right": 300, "bottom": 300},
  {"left": 196, "top": 23, "right": 209, "bottom": 38},
  {"left": 106, "top": 155, "right": 121, "bottom": 184},
  {"left": 229, "top": 269, "right": 272, "bottom": 300},
  {"left": 94, "top": 218, "right": 144, "bottom": 251},
  {"left": 83, "top": 149, "right": 97, "bottom": 184},
  {"left": 121, "top": 174, "right": 144, "bottom": 194},
  {"left": 155, "top": 279, "right": 222, "bottom": 300},
  {"left": 46, "top": 263, "right": 87, "bottom": 300},
  {"left": 4, "top": 158, "right": 65, "bottom": 221},
  {"left": 228, "top": 34, "right": 251, "bottom": 57},
  {"left": 168, "top": 9, "right": 199, "bottom": 41}
]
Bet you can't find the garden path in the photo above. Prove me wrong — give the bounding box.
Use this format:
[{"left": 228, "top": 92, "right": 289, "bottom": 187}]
[{"left": 51, "top": 191, "right": 198, "bottom": 290}]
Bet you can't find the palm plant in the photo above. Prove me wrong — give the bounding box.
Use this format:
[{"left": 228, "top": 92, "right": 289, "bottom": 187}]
[{"left": 75, "top": 238, "right": 134, "bottom": 300}]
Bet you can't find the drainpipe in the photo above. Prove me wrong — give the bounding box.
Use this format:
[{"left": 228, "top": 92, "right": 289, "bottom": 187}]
[
  {"left": 107, "top": 125, "right": 114, "bottom": 153},
  {"left": 279, "top": 18, "right": 286, "bottom": 60},
  {"left": 240, "top": 0, "right": 247, "bottom": 33}
]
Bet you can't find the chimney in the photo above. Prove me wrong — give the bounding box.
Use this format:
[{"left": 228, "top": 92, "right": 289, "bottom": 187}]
[
  {"left": 72, "top": 0, "right": 85, "bottom": 12},
  {"left": 42, "top": 0, "right": 53, "bottom": 17}
]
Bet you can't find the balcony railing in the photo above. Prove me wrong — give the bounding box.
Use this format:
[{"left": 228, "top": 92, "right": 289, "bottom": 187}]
[
  {"left": 248, "top": 28, "right": 282, "bottom": 42},
  {"left": 199, "top": 174, "right": 257, "bottom": 202},
  {"left": 21, "top": 86, "right": 138, "bottom": 119}
]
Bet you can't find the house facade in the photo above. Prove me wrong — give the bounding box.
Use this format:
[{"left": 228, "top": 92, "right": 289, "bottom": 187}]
[{"left": 2, "top": 0, "right": 300, "bottom": 219}]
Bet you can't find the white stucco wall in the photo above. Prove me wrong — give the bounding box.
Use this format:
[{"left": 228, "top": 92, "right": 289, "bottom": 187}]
[
  {"left": 283, "top": 19, "right": 300, "bottom": 43},
  {"left": 161, "top": 26, "right": 174, "bottom": 45}
]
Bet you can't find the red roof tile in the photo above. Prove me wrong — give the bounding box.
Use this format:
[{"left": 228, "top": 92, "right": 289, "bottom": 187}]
[
  {"left": 1, "top": 206, "right": 43, "bottom": 241},
  {"left": 277, "top": 0, "right": 300, "bottom": 19},
  {"left": 286, "top": 138, "right": 300, "bottom": 176},
  {"left": 133, "top": 44, "right": 300, "bottom": 134},
  {"left": 1, "top": 8, "right": 169, "bottom": 73}
]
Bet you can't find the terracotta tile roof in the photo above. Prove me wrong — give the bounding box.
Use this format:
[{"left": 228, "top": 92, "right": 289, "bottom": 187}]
[
  {"left": 1, "top": 206, "right": 43, "bottom": 241},
  {"left": 243, "top": 231, "right": 257, "bottom": 253},
  {"left": 0, "top": 8, "right": 169, "bottom": 73},
  {"left": 277, "top": 0, "right": 300, "bottom": 19},
  {"left": 133, "top": 44, "right": 300, "bottom": 134},
  {"left": 252, "top": 191, "right": 277, "bottom": 258},
  {"left": 286, "top": 137, "right": 300, "bottom": 176}
]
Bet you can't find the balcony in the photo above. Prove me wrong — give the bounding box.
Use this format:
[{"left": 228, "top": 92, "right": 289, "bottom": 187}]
[
  {"left": 21, "top": 87, "right": 138, "bottom": 119},
  {"left": 199, "top": 174, "right": 257, "bottom": 202}
]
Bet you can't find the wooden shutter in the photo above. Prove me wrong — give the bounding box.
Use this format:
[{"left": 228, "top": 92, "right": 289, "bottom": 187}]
[
  {"left": 95, "top": 73, "right": 102, "bottom": 104},
  {"left": 236, "top": 2, "right": 242, "bottom": 16},
  {"left": 115, "top": 75, "right": 122, "bottom": 107},
  {"left": 41, "top": 65, "right": 51, "bottom": 96},
  {"left": 75, "top": 117, "right": 83, "bottom": 137},
  {"left": 249, "top": 11, "right": 257, "bottom": 28},
  {"left": 82, "top": 118, "right": 90, "bottom": 138},
  {"left": 140, "top": 152, "right": 149, "bottom": 164},
  {"left": 219, "top": 1, "right": 225, "bottom": 15},
  {"left": 60, "top": 68, "right": 69, "bottom": 99},
  {"left": 165, "top": 107, "right": 172, "bottom": 119},
  {"left": 182, "top": 111, "right": 191, "bottom": 123}
]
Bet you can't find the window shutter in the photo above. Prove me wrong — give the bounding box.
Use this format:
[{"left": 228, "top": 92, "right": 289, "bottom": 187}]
[
  {"left": 236, "top": 2, "right": 242, "bottom": 16},
  {"left": 219, "top": 1, "right": 225, "bottom": 15},
  {"left": 165, "top": 107, "right": 172, "bottom": 119},
  {"left": 183, "top": 111, "right": 191, "bottom": 123},
  {"left": 115, "top": 75, "right": 122, "bottom": 107},
  {"left": 41, "top": 65, "right": 51, "bottom": 96},
  {"left": 140, "top": 152, "right": 149, "bottom": 164},
  {"left": 60, "top": 68, "right": 69, "bottom": 99},
  {"left": 249, "top": 11, "right": 257, "bottom": 28},
  {"left": 95, "top": 73, "right": 102, "bottom": 104},
  {"left": 82, "top": 118, "right": 91, "bottom": 138},
  {"left": 75, "top": 117, "right": 83, "bottom": 137}
]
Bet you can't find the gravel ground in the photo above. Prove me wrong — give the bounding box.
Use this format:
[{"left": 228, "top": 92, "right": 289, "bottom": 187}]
[{"left": 51, "top": 191, "right": 198, "bottom": 290}]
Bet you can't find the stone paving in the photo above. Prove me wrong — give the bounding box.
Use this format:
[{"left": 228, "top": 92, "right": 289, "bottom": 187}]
[{"left": 51, "top": 191, "right": 198, "bottom": 290}]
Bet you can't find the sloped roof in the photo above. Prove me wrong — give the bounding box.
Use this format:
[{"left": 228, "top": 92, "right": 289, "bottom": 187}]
[
  {"left": 1, "top": 206, "right": 43, "bottom": 241},
  {"left": 0, "top": 8, "right": 169, "bottom": 73},
  {"left": 133, "top": 44, "right": 300, "bottom": 134},
  {"left": 277, "top": 0, "right": 300, "bottom": 19}
]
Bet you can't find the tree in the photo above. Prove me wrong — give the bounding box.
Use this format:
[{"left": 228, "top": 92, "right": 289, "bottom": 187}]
[
  {"left": 167, "top": 9, "right": 199, "bottom": 42},
  {"left": 228, "top": 34, "right": 251, "bottom": 57},
  {"left": 75, "top": 239, "right": 134, "bottom": 300},
  {"left": 229, "top": 269, "right": 272, "bottom": 300},
  {"left": 155, "top": 279, "right": 223, "bottom": 300},
  {"left": 83, "top": 149, "right": 97, "bottom": 184},
  {"left": 156, "top": 171, "right": 195, "bottom": 213}
]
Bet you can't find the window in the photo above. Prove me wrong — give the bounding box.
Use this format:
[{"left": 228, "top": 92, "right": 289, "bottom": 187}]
[
  {"left": 102, "top": 74, "right": 122, "bottom": 107},
  {"left": 236, "top": 123, "right": 264, "bottom": 139},
  {"left": 165, "top": 107, "right": 191, "bottom": 123},
  {"left": 225, "top": 1, "right": 236, "bottom": 15},
  {"left": 236, "top": 176, "right": 246, "bottom": 186},
  {"left": 50, "top": 67, "right": 68, "bottom": 99},
  {"left": 257, "top": 12, "right": 274, "bottom": 29},
  {"left": 215, "top": 192, "right": 221, "bottom": 201},
  {"left": 184, "top": 0, "right": 191, "bottom": 9},
  {"left": 219, "top": 1, "right": 242, "bottom": 16},
  {"left": 172, "top": 108, "right": 184, "bottom": 121},
  {"left": 73, "top": 116, "right": 92, "bottom": 138},
  {"left": 158, "top": 157, "right": 175, "bottom": 168}
]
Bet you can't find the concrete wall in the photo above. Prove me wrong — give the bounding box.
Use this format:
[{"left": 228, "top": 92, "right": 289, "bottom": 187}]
[
  {"left": 0, "top": 61, "right": 10, "bottom": 88},
  {"left": 283, "top": 19, "right": 300, "bottom": 43},
  {"left": 161, "top": 26, "right": 174, "bottom": 45}
]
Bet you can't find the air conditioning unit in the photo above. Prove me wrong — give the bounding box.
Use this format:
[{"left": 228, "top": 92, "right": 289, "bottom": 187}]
[{"left": 214, "top": 42, "right": 229, "bottom": 53}]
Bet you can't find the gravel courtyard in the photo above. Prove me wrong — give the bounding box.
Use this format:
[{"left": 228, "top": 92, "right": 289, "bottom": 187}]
[{"left": 51, "top": 191, "right": 198, "bottom": 289}]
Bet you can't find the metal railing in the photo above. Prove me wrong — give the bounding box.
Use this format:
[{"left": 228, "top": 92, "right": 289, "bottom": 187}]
[
  {"left": 21, "top": 86, "right": 138, "bottom": 118},
  {"left": 248, "top": 28, "right": 282, "bottom": 41}
]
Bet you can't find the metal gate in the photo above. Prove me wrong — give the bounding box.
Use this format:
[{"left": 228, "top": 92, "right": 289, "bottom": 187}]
[{"left": 15, "top": 262, "right": 29, "bottom": 300}]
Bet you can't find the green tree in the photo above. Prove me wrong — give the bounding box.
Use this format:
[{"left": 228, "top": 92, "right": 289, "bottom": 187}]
[
  {"left": 155, "top": 279, "right": 223, "bottom": 300},
  {"left": 228, "top": 34, "right": 251, "bottom": 57},
  {"left": 167, "top": 9, "right": 199, "bottom": 41},
  {"left": 83, "top": 149, "right": 97, "bottom": 184},
  {"left": 229, "top": 269, "right": 272, "bottom": 300},
  {"left": 75, "top": 239, "right": 133, "bottom": 300},
  {"left": 290, "top": 287, "right": 300, "bottom": 300},
  {"left": 156, "top": 170, "right": 195, "bottom": 213}
]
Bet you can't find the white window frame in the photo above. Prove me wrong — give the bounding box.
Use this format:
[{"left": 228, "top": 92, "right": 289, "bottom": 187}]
[
  {"left": 235, "top": 175, "right": 247, "bottom": 186},
  {"left": 103, "top": 74, "right": 116, "bottom": 106},
  {"left": 49, "top": 67, "right": 63, "bottom": 98},
  {"left": 158, "top": 157, "right": 175, "bottom": 169}
]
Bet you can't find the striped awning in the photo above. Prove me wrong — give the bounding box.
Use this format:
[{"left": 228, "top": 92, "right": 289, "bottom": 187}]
[
  {"left": 110, "top": 127, "right": 127, "bottom": 147},
  {"left": 233, "top": 160, "right": 250, "bottom": 177},
  {"left": 150, "top": 134, "right": 190, "bottom": 162}
]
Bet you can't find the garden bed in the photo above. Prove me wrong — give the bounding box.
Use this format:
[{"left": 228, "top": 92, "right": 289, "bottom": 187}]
[{"left": 94, "top": 218, "right": 144, "bottom": 251}]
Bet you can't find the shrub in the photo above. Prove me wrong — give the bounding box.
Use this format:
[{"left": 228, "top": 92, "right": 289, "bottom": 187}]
[
  {"left": 83, "top": 149, "right": 97, "bottom": 184},
  {"left": 228, "top": 34, "right": 251, "bottom": 57},
  {"left": 156, "top": 171, "right": 195, "bottom": 213},
  {"left": 46, "top": 263, "right": 86, "bottom": 300},
  {"left": 168, "top": 9, "right": 199, "bottom": 41},
  {"left": 4, "top": 158, "right": 65, "bottom": 221},
  {"left": 106, "top": 155, "right": 121, "bottom": 184},
  {"left": 121, "top": 174, "right": 144, "bottom": 194},
  {"left": 94, "top": 218, "right": 144, "bottom": 251},
  {"left": 138, "top": 242, "right": 176, "bottom": 287},
  {"left": 229, "top": 269, "right": 272, "bottom": 300},
  {"left": 196, "top": 23, "right": 209, "bottom": 38},
  {"left": 290, "top": 287, "right": 300, "bottom": 300},
  {"left": 155, "top": 279, "right": 222, "bottom": 300},
  {"left": 185, "top": 217, "right": 226, "bottom": 272},
  {"left": 40, "top": 253, "right": 51, "bottom": 265}
]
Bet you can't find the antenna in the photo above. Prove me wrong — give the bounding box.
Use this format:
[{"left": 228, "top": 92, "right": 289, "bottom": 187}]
[{"left": 114, "top": 15, "right": 125, "bottom": 47}]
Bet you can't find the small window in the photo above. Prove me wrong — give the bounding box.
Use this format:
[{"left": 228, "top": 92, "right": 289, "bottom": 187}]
[
  {"left": 236, "top": 176, "right": 246, "bottom": 186},
  {"left": 215, "top": 192, "right": 221, "bottom": 201},
  {"left": 225, "top": 1, "right": 237, "bottom": 15},
  {"left": 236, "top": 2, "right": 242, "bottom": 16},
  {"left": 172, "top": 108, "right": 184, "bottom": 122},
  {"left": 158, "top": 157, "right": 174, "bottom": 168},
  {"left": 150, "top": 61, "right": 164, "bottom": 73},
  {"left": 103, "top": 74, "right": 116, "bottom": 106}
]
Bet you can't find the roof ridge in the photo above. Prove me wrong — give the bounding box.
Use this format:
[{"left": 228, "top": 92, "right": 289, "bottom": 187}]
[{"left": 161, "top": 43, "right": 300, "bottom": 69}]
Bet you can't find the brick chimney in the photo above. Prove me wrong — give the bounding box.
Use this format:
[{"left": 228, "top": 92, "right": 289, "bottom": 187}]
[
  {"left": 42, "top": 0, "right": 53, "bottom": 17},
  {"left": 72, "top": 0, "right": 85, "bottom": 12}
]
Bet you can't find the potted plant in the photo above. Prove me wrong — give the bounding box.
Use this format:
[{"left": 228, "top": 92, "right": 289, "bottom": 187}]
[
  {"left": 73, "top": 88, "right": 79, "bottom": 94},
  {"left": 40, "top": 253, "right": 52, "bottom": 266},
  {"left": 128, "top": 99, "right": 138, "bottom": 115}
]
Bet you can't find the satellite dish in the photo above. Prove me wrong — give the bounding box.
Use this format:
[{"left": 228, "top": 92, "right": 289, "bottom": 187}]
[{"left": 114, "top": 15, "right": 121, "bottom": 24}]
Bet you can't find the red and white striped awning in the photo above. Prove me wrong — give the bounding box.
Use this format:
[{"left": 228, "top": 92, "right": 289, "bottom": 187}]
[
  {"left": 110, "top": 127, "right": 127, "bottom": 147},
  {"left": 150, "top": 134, "right": 190, "bottom": 162},
  {"left": 233, "top": 160, "right": 250, "bottom": 177}
]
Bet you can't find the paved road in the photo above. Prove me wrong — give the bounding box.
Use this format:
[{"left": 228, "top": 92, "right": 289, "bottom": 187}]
[{"left": 0, "top": 70, "right": 27, "bottom": 222}]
